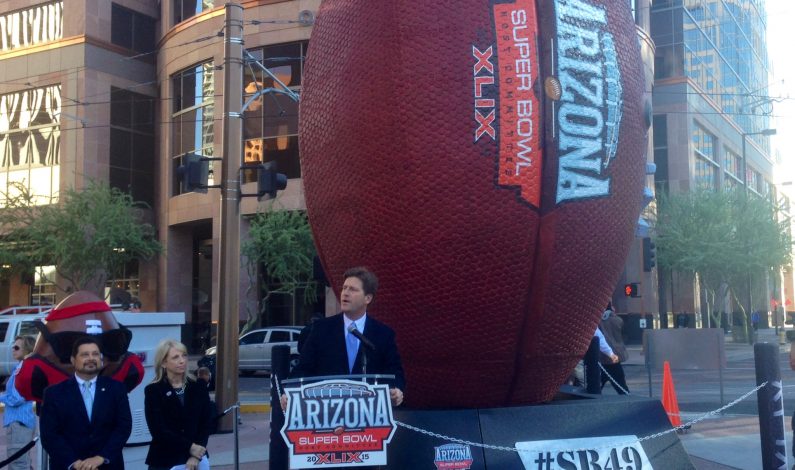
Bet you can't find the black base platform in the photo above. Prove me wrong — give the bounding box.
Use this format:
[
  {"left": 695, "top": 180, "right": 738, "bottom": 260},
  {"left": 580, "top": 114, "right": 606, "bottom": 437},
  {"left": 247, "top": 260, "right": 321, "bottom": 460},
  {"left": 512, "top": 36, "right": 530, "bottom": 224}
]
[{"left": 388, "top": 389, "right": 694, "bottom": 469}]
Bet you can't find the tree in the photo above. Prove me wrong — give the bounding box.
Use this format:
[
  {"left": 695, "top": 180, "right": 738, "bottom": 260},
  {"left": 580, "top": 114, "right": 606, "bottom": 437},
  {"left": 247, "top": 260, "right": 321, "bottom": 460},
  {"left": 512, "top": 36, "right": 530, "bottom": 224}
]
[
  {"left": 241, "top": 208, "right": 317, "bottom": 334},
  {"left": 655, "top": 189, "right": 791, "bottom": 331},
  {"left": 0, "top": 181, "right": 161, "bottom": 295}
]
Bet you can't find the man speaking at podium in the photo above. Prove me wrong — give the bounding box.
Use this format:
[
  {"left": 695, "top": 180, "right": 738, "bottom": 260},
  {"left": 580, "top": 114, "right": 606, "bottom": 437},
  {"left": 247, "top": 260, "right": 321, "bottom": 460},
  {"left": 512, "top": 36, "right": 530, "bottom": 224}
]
[{"left": 286, "top": 267, "right": 405, "bottom": 407}]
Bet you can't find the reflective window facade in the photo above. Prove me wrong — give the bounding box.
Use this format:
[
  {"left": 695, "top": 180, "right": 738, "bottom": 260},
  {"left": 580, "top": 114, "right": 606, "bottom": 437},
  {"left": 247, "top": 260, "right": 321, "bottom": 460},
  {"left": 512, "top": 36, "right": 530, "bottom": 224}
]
[
  {"left": 242, "top": 41, "right": 307, "bottom": 183},
  {"left": 0, "top": 1, "right": 63, "bottom": 53},
  {"left": 171, "top": 62, "right": 214, "bottom": 195},
  {"left": 652, "top": 0, "right": 771, "bottom": 151},
  {"left": 0, "top": 85, "right": 61, "bottom": 206}
]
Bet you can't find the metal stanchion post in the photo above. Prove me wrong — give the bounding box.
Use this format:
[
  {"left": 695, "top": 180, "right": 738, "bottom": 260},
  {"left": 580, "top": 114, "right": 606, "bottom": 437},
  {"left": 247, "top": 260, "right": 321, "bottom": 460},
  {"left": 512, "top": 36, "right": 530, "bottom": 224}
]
[
  {"left": 39, "top": 442, "right": 48, "bottom": 470},
  {"left": 234, "top": 403, "right": 240, "bottom": 470},
  {"left": 270, "top": 344, "right": 291, "bottom": 469},
  {"left": 754, "top": 343, "right": 788, "bottom": 470}
]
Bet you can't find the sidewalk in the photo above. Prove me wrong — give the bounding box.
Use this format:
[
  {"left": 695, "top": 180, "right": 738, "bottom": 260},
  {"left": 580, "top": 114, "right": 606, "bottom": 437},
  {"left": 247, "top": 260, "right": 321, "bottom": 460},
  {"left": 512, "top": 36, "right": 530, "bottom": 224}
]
[{"left": 623, "top": 327, "right": 790, "bottom": 469}]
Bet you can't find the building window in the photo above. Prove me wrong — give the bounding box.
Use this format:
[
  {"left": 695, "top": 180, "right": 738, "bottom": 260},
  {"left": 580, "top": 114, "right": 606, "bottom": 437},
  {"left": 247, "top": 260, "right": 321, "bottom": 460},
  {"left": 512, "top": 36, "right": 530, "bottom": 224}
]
[
  {"left": 171, "top": 62, "right": 215, "bottom": 196},
  {"left": 695, "top": 156, "right": 717, "bottom": 190},
  {"left": 693, "top": 123, "right": 717, "bottom": 190},
  {"left": 110, "top": 89, "right": 155, "bottom": 205},
  {"left": 0, "top": 2, "right": 63, "bottom": 53},
  {"left": 105, "top": 260, "right": 140, "bottom": 304},
  {"left": 174, "top": 0, "right": 214, "bottom": 25},
  {"left": 723, "top": 173, "right": 737, "bottom": 191},
  {"left": 265, "top": 282, "right": 316, "bottom": 327},
  {"left": 31, "top": 265, "right": 56, "bottom": 306},
  {"left": 692, "top": 123, "right": 715, "bottom": 161},
  {"left": 242, "top": 41, "right": 307, "bottom": 183},
  {"left": 0, "top": 85, "right": 61, "bottom": 206},
  {"left": 747, "top": 168, "right": 760, "bottom": 195},
  {"left": 111, "top": 4, "right": 156, "bottom": 58},
  {"left": 653, "top": 115, "right": 669, "bottom": 194},
  {"left": 723, "top": 147, "right": 741, "bottom": 178}
]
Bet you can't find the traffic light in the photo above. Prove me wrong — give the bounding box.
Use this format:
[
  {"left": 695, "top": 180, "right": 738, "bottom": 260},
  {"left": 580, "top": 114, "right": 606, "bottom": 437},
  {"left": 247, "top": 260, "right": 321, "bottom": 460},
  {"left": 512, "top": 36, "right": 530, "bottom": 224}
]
[
  {"left": 624, "top": 283, "right": 640, "bottom": 298},
  {"left": 176, "top": 153, "right": 208, "bottom": 193},
  {"left": 642, "top": 237, "right": 656, "bottom": 272},
  {"left": 257, "top": 161, "right": 288, "bottom": 199}
]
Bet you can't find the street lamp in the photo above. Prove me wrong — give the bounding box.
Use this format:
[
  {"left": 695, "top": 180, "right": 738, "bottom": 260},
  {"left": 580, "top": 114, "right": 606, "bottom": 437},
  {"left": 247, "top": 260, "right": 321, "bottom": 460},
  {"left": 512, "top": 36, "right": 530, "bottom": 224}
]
[{"left": 740, "top": 128, "right": 776, "bottom": 341}]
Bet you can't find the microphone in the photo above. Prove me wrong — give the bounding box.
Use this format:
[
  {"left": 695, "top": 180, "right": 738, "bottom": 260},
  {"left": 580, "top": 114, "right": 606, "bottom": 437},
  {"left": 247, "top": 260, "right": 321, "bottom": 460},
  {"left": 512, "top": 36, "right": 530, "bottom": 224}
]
[{"left": 348, "top": 324, "right": 376, "bottom": 350}]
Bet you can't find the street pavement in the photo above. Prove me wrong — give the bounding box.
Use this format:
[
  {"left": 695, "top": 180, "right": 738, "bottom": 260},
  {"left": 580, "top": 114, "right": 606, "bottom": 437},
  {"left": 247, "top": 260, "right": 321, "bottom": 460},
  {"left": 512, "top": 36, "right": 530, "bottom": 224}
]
[
  {"left": 617, "top": 327, "right": 794, "bottom": 469},
  {"left": 2, "top": 328, "right": 793, "bottom": 469}
]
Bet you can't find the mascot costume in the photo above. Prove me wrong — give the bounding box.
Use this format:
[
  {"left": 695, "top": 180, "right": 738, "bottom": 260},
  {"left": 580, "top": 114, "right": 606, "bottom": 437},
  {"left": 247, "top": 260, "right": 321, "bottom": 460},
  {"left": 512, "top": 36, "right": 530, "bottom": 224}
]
[{"left": 15, "top": 291, "right": 144, "bottom": 403}]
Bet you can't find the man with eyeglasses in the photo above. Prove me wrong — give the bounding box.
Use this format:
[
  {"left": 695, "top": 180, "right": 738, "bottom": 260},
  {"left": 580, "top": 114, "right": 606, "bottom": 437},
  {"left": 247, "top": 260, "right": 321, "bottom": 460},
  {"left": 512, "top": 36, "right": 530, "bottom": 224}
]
[{"left": 0, "top": 336, "right": 35, "bottom": 470}]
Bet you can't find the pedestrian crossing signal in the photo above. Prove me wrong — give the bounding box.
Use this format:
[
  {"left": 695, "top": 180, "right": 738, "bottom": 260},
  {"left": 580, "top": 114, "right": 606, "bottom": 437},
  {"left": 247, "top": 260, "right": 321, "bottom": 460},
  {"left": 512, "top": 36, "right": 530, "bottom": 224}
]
[{"left": 624, "top": 283, "right": 640, "bottom": 297}]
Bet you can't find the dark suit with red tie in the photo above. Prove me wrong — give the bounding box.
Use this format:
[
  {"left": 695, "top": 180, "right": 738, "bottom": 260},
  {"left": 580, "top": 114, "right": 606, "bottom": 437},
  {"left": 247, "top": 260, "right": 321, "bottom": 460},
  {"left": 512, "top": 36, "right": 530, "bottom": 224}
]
[
  {"left": 40, "top": 376, "right": 132, "bottom": 470},
  {"left": 291, "top": 313, "right": 405, "bottom": 390}
]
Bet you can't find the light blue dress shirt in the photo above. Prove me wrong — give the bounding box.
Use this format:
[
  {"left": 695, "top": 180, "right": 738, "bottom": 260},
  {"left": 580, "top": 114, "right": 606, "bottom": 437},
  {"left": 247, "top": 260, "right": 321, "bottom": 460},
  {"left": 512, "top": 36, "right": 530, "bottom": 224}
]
[{"left": 0, "top": 362, "right": 36, "bottom": 429}]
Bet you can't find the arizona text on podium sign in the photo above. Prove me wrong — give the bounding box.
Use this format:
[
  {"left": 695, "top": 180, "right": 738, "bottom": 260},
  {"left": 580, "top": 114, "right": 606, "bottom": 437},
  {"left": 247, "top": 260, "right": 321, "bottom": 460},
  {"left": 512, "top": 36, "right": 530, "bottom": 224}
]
[{"left": 280, "top": 380, "right": 397, "bottom": 468}]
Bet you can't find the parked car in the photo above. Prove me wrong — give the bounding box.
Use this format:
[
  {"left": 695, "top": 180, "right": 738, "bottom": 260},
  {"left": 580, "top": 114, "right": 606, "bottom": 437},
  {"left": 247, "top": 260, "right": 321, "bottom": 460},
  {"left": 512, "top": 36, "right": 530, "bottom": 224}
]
[{"left": 197, "top": 326, "right": 302, "bottom": 387}]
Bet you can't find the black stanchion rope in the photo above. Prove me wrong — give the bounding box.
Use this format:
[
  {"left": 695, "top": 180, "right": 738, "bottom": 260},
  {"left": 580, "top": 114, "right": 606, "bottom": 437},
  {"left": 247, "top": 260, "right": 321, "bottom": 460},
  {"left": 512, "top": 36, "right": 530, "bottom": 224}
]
[{"left": 0, "top": 436, "right": 38, "bottom": 469}]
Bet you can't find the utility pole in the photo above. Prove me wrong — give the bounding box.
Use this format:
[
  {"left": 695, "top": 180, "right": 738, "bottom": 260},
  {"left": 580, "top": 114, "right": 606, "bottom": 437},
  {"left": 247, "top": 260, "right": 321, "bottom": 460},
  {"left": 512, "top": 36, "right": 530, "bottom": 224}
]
[{"left": 216, "top": 1, "right": 244, "bottom": 432}]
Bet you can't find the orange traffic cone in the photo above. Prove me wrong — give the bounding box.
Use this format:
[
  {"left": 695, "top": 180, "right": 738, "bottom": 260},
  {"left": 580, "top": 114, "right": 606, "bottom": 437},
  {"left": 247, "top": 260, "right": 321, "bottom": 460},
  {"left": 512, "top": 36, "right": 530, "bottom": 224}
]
[{"left": 661, "top": 360, "right": 681, "bottom": 427}]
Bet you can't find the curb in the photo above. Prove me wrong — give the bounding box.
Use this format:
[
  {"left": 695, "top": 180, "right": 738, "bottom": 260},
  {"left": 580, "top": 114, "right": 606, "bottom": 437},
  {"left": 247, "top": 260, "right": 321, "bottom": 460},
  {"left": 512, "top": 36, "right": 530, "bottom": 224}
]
[{"left": 240, "top": 402, "right": 270, "bottom": 413}]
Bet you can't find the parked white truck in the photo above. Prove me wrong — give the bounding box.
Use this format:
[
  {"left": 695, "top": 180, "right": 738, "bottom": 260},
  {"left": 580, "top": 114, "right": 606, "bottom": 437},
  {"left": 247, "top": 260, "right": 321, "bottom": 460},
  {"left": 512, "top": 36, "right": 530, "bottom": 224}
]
[{"left": 0, "top": 306, "right": 48, "bottom": 377}]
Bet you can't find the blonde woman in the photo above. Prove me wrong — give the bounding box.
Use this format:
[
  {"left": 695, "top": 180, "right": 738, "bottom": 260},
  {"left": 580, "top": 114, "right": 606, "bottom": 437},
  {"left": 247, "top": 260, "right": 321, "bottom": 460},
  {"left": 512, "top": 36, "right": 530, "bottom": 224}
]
[{"left": 144, "top": 340, "right": 212, "bottom": 470}]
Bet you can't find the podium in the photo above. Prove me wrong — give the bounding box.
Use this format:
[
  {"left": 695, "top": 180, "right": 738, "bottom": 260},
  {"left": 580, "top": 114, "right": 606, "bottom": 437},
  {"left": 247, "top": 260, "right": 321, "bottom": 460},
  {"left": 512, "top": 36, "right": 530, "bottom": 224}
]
[{"left": 274, "top": 374, "right": 398, "bottom": 469}]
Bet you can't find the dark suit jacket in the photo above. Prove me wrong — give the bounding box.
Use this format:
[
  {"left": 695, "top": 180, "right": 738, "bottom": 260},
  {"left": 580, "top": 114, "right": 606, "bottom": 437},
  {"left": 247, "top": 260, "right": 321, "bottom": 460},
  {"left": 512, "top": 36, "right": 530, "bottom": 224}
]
[
  {"left": 291, "top": 313, "right": 406, "bottom": 390},
  {"left": 40, "top": 376, "right": 132, "bottom": 470},
  {"left": 144, "top": 377, "right": 212, "bottom": 467}
]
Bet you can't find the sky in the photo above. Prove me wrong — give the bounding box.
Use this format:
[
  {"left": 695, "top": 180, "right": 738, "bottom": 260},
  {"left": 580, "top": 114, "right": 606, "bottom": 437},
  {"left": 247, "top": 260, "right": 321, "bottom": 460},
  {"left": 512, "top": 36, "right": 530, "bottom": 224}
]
[{"left": 765, "top": 0, "right": 795, "bottom": 189}]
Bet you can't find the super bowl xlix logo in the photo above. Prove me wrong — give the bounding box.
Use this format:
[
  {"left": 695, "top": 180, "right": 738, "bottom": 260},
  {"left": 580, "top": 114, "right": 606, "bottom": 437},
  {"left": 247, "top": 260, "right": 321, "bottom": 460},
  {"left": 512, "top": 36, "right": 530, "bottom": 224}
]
[
  {"left": 472, "top": 0, "right": 542, "bottom": 208},
  {"left": 280, "top": 380, "right": 397, "bottom": 469},
  {"left": 472, "top": 0, "right": 624, "bottom": 206},
  {"left": 434, "top": 443, "right": 474, "bottom": 470}
]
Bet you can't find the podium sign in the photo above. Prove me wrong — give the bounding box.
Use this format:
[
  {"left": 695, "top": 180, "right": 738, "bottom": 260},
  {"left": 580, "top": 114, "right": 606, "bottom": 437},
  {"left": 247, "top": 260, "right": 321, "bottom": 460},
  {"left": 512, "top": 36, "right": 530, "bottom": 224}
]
[{"left": 280, "top": 379, "right": 397, "bottom": 468}]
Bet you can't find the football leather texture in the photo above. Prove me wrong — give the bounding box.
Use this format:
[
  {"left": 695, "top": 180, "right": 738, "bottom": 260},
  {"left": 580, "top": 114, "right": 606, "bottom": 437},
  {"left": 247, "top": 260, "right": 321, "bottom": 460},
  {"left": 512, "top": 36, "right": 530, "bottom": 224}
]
[{"left": 300, "top": 0, "right": 648, "bottom": 408}]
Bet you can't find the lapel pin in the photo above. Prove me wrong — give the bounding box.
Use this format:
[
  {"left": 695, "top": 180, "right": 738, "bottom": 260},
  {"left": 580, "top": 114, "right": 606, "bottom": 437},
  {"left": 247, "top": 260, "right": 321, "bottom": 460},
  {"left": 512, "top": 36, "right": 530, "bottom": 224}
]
[{"left": 166, "top": 391, "right": 172, "bottom": 397}]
